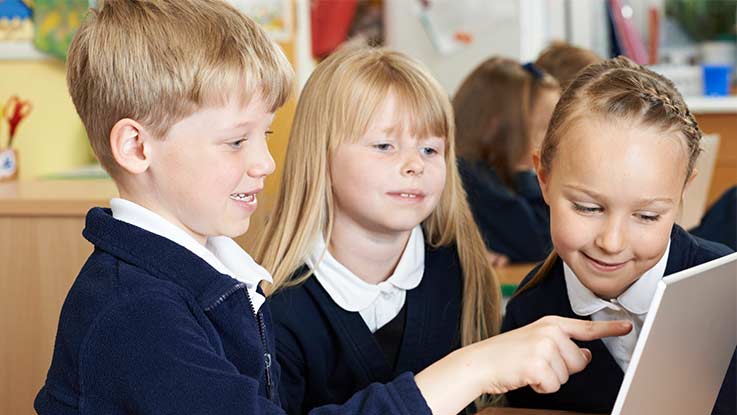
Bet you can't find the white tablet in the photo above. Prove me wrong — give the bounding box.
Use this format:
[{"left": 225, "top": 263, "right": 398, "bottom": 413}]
[{"left": 613, "top": 252, "right": 737, "bottom": 415}]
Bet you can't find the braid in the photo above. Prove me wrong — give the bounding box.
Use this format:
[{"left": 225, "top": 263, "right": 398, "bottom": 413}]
[{"left": 635, "top": 80, "right": 702, "bottom": 178}]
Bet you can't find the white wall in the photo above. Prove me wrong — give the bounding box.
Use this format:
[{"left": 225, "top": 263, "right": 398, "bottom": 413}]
[
  {"left": 384, "top": 0, "right": 614, "bottom": 95},
  {"left": 385, "top": 0, "right": 524, "bottom": 94}
]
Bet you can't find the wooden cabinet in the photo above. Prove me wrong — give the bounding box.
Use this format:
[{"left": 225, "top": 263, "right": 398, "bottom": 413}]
[
  {"left": 689, "top": 98, "right": 737, "bottom": 207},
  {"left": 0, "top": 180, "right": 117, "bottom": 415}
]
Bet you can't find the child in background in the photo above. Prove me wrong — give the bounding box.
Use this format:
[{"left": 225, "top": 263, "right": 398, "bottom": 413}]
[
  {"left": 256, "top": 45, "right": 631, "bottom": 415},
  {"left": 535, "top": 40, "right": 602, "bottom": 90},
  {"left": 454, "top": 57, "right": 559, "bottom": 263},
  {"left": 691, "top": 186, "right": 737, "bottom": 250},
  {"left": 502, "top": 56, "right": 736, "bottom": 414}
]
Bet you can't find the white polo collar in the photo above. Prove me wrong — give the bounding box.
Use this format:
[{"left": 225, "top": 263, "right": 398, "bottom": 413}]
[
  {"left": 110, "top": 198, "right": 272, "bottom": 313},
  {"left": 306, "top": 225, "right": 425, "bottom": 331},
  {"left": 564, "top": 241, "right": 671, "bottom": 316}
]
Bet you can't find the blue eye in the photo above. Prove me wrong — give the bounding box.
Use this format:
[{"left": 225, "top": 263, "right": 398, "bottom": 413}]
[
  {"left": 229, "top": 138, "right": 247, "bottom": 149},
  {"left": 572, "top": 203, "right": 602, "bottom": 214},
  {"left": 421, "top": 146, "right": 439, "bottom": 156},
  {"left": 373, "top": 143, "right": 393, "bottom": 151}
]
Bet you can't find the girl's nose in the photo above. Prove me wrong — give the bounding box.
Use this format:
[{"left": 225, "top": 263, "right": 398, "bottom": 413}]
[
  {"left": 595, "top": 216, "right": 627, "bottom": 255},
  {"left": 401, "top": 149, "right": 424, "bottom": 177}
]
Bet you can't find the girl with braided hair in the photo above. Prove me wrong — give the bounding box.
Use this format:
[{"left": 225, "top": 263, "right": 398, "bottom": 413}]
[{"left": 501, "top": 56, "right": 736, "bottom": 414}]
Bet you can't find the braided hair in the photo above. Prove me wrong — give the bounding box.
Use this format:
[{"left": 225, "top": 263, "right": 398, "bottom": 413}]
[
  {"left": 517, "top": 56, "right": 703, "bottom": 296},
  {"left": 540, "top": 55, "right": 702, "bottom": 181}
]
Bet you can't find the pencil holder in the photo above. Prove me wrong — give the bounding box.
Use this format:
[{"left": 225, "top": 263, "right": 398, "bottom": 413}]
[{"left": 0, "top": 148, "right": 19, "bottom": 182}]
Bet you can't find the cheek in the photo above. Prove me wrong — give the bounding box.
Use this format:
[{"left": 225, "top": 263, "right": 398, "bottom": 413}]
[
  {"left": 428, "top": 161, "right": 447, "bottom": 193},
  {"left": 550, "top": 207, "right": 588, "bottom": 251},
  {"left": 632, "top": 222, "right": 673, "bottom": 259}
]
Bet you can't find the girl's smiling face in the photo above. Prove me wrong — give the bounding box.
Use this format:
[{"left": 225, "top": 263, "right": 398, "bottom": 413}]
[
  {"left": 537, "top": 116, "right": 692, "bottom": 299},
  {"left": 329, "top": 93, "right": 447, "bottom": 236}
]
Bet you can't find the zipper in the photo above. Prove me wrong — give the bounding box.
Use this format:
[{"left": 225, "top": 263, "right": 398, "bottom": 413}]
[
  {"left": 244, "top": 289, "right": 274, "bottom": 401},
  {"left": 203, "top": 282, "right": 247, "bottom": 311}
]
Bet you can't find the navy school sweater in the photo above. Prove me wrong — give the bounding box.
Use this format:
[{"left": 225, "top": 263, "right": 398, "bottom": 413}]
[
  {"left": 458, "top": 158, "right": 552, "bottom": 263},
  {"left": 268, "top": 244, "right": 463, "bottom": 414},
  {"left": 34, "top": 208, "right": 431, "bottom": 415},
  {"left": 502, "top": 225, "right": 736, "bottom": 414}
]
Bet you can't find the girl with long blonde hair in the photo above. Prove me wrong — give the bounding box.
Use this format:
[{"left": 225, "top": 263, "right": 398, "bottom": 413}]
[{"left": 255, "top": 45, "right": 631, "bottom": 414}]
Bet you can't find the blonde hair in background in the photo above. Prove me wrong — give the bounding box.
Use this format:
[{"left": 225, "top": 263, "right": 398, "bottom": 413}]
[
  {"left": 535, "top": 41, "right": 602, "bottom": 90},
  {"left": 67, "top": 0, "right": 294, "bottom": 178},
  {"left": 255, "top": 44, "right": 501, "bottom": 387},
  {"left": 517, "top": 55, "right": 703, "bottom": 296},
  {"left": 453, "top": 56, "right": 559, "bottom": 191}
]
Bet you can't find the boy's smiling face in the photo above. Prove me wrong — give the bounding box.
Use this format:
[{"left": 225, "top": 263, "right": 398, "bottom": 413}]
[
  {"left": 537, "top": 116, "right": 691, "bottom": 299},
  {"left": 142, "top": 94, "right": 276, "bottom": 244}
]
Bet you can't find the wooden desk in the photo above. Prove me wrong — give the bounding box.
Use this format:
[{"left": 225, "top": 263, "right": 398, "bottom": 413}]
[
  {"left": 495, "top": 263, "right": 537, "bottom": 287},
  {"left": 0, "top": 179, "right": 118, "bottom": 415},
  {"left": 477, "top": 408, "right": 597, "bottom": 415},
  {"left": 690, "top": 98, "right": 737, "bottom": 206}
]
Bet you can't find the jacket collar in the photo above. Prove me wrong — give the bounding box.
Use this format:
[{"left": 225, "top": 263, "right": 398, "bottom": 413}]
[{"left": 83, "top": 207, "right": 246, "bottom": 309}]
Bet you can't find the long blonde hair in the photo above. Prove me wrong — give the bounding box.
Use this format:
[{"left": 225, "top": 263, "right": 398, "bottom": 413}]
[
  {"left": 255, "top": 44, "right": 500, "bottom": 350},
  {"left": 516, "top": 56, "right": 703, "bottom": 296}
]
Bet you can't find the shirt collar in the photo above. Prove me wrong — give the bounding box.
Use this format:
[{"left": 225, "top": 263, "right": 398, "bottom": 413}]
[
  {"left": 564, "top": 240, "right": 671, "bottom": 316},
  {"left": 109, "top": 198, "right": 272, "bottom": 312},
  {"left": 306, "top": 225, "right": 425, "bottom": 312}
]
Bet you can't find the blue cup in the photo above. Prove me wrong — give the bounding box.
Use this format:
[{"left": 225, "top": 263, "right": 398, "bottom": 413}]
[{"left": 702, "top": 65, "right": 733, "bottom": 96}]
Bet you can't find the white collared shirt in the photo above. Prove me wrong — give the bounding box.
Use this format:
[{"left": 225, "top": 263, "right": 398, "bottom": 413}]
[
  {"left": 110, "top": 198, "right": 272, "bottom": 313},
  {"left": 564, "top": 241, "right": 671, "bottom": 371},
  {"left": 306, "top": 225, "right": 425, "bottom": 333}
]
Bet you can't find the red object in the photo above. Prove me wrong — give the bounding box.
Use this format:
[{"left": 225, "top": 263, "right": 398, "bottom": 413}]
[
  {"left": 648, "top": 7, "right": 660, "bottom": 65},
  {"left": 311, "top": 0, "right": 358, "bottom": 59},
  {"left": 3, "top": 95, "right": 32, "bottom": 148}
]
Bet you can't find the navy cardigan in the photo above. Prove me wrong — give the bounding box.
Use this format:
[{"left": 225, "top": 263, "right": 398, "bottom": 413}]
[
  {"left": 268, "top": 244, "right": 463, "bottom": 414},
  {"left": 692, "top": 186, "right": 737, "bottom": 251},
  {"left": 35, "top": 208, "right": 430, "bottom": 415},
  {"left": 458, "top": 158, "right": 551, "bottom": 263},
  {"left": 502, "top": 225, "right": 736, "bottom": 414}
]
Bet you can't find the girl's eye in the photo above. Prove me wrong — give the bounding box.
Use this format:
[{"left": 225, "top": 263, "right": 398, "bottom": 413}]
[
  {"left": 421, "top": 146, "right": 439, "bottom": 156},
  {"left": 636, "top": 213, "right": 661, "bottom": 222},
  {"left": 373, "top": 143, "right": 393, "bottom": 151},
  {"left": 265, "top": 130, "right": 274, "bottom": 140},
  {"left": 572, "top": 203, "right": 602, "bottom": 214}
]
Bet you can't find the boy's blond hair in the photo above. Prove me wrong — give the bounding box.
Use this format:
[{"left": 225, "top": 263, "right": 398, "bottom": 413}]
[{"left": 67, "top": 0, "right": 293, "bottom": 178}]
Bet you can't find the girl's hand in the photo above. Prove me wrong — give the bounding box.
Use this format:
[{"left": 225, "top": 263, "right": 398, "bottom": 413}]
[
  {"left": 476, "top": 316, "right": 632, "bottom": 395},
  {"left": 415, "top": 316, "right": 631, "bottom": 415}
]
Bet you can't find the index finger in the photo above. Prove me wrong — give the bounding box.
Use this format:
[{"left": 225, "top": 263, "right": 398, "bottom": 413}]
[{"left": 555, "top": 318, "right": 632, "bottom": 341}]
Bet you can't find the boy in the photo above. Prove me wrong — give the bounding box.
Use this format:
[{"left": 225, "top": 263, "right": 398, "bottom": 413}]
[{"left": 34, "top": 1, "right": 430, "bottom": 413}]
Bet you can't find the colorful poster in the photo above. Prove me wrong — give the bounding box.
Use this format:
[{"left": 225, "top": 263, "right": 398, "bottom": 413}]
[
  {"left": 0, "top": 0, "right": 33, "bottom": 41},
  {"left": 33, "top": 0, "right": 89, "bottom": 60},
  {"left": 227, "top": 0, "right": 292, "bottom": 41}
]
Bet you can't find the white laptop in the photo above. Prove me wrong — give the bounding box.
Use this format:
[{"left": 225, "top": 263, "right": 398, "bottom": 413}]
[{"left": 612, "top": 252, "right": 737, "bottom": 415}]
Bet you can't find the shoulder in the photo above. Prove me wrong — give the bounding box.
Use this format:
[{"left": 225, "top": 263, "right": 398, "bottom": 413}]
[
  {"left": 267, "top": 267, "right": 326, "bottom": 327},
  {"left": 503, "top": 258, "right": 568, "bottom": 329},
  {"left": 669, "top": 225, "right": 734, "bottom": 270}
]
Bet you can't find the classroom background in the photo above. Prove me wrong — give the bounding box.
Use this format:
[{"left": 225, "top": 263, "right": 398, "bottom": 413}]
[{"left": 0, "top": 1, "right": 735, "bottom": 413}]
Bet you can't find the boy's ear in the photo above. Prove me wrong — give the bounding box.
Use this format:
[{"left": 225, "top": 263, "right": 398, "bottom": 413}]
[
  {"left": 110, "top": 119, "right": 150, "bottom": 175},
  {"left": 533, "top": 151, "right": 551, "bottom": 203}
]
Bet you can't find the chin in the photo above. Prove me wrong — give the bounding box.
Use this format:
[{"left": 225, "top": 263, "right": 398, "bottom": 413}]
[{"left": 222, "top": 221, "right": 251, "bottom": 238}]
